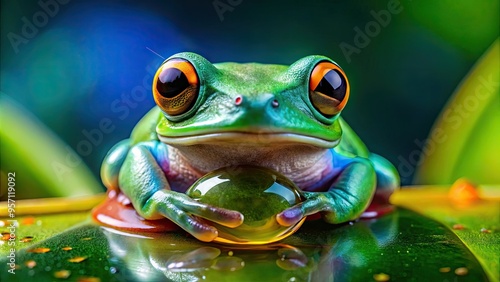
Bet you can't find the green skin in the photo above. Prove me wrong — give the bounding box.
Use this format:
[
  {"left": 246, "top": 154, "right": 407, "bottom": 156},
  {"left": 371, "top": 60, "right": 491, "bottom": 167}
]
[{"left": 101, "top": 52, "right": 399, "bottom": 242}]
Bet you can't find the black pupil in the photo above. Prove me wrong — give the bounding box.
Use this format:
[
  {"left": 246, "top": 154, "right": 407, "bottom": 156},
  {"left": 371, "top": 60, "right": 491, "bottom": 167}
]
[
  {"left": 314, "top": 69, "right": 346, "bottom": 101},
  {"left": 157, "top": 68, "right": 189, "bottom": 98}
]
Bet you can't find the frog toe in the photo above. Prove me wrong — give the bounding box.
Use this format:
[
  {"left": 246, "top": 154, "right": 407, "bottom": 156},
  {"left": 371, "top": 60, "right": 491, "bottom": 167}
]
[
  {"left": 183, "top": 202, "right": 244, "bottom": 228},
  {"left": 176, "top": 212, "right": 219, "bottom": 242}
]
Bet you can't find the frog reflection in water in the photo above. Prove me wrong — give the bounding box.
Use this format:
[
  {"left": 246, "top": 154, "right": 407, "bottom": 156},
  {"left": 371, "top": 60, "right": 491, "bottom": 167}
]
[{"left": 99, "top": 52, "right": 399, "bottom": 242}]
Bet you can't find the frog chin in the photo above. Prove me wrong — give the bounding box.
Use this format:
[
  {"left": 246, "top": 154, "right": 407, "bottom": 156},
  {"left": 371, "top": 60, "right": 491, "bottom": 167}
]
[{"left": 160, "top": 132, "right": 337, "bottom": 183}]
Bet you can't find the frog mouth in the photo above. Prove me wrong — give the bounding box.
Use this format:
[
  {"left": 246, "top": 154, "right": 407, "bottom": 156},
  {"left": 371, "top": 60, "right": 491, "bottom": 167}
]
[{"left": 158, "top": 132, "right": 339, "bottom": 148}]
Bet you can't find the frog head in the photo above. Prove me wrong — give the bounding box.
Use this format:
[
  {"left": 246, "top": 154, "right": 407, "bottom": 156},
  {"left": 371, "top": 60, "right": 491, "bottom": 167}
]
[{"left": 153, "top": 52, "right": 350, "bottom": 172}]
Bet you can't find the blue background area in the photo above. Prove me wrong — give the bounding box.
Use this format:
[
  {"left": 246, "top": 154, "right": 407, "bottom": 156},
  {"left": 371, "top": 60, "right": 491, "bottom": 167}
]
[{"left": 1, "top": 0, "right": 498, "bottom": 186}]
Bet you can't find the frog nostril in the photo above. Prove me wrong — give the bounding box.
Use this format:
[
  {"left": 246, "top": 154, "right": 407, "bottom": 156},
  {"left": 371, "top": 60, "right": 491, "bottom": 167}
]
[
  {"left": 271, "top": 99, "right": 279, "bottom": 108},
  {"left": 235, "top": 95, "right": 243, "bottom": 106}
]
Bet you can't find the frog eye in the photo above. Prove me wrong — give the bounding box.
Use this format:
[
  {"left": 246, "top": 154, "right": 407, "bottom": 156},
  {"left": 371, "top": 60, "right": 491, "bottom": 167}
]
[
  {"left": 309, "top": 61, "right": 349, "bottom": 117},
  {"left": 153, "top": 58, "right": 199, "bottom": 116}
]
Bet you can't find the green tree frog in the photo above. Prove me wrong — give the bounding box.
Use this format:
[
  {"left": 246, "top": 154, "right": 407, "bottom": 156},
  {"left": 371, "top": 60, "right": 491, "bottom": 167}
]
[{"left": 100, "top": 52, "right": 399, "bottom": 242}]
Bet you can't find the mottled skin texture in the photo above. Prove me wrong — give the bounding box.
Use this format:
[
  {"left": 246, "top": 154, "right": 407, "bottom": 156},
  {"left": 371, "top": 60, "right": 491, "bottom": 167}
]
[{"left": 101, "top": 52, "right": 399, "bottom": 242}]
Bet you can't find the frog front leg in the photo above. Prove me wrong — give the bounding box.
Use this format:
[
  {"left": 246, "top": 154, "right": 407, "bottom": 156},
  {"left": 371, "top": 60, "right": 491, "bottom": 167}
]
[
  {"left": 277, "top": 155, "right": 376, "bottom": 226},
  {"left": 115, "top": 140, "right": 243, "bottom": 242}
]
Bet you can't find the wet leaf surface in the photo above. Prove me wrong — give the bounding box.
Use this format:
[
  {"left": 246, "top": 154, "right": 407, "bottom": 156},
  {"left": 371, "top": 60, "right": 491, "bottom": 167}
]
[{"left": 0, "top": 208, "right": 489, "bottom": 281}]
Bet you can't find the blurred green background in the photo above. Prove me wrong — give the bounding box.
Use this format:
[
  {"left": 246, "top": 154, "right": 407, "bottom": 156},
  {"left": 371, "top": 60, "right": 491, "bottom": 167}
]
[{"left": 1, "top": 0, "right": 499, "bottom": 198}]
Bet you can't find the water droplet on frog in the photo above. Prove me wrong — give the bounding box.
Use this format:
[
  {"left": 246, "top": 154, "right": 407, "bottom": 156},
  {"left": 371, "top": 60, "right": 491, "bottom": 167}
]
[{"left": 187, "top": 166, "right": 306, "bottom": 244}]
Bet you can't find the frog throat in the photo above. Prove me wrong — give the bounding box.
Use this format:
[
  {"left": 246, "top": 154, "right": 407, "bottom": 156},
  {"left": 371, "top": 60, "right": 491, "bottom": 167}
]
[{"left": 165, "top": 142, "right": 335, "bottom": 189}]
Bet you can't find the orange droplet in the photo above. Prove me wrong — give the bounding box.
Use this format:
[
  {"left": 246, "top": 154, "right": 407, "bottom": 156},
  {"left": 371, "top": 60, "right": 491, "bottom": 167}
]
[
  {"left": 22, "top": 217, "right": 36, "bottom": 225},
  {"left": 1, "top": 233, "right": 11, "bottom": 241},
  {"left": 448, "top": 178, "right": 479, "bottom": 202},
  {"left": 452, "top": 224, "right": 465, "bottom": 230},
  {"left": 62, "top": 246, "right": 73, "bottom": 251},
  {"left": 54, "top": 270, "right": 71, "bottom": 279},
  {"left": 480, "top": 228, "right": 491, "bottom": 234},
  {"left": 68, "top": 256, "right": 87, "bottom": 263},
  {"left": 455, "top": 267, "right": 468, "bottom": 276},
  {"left": 373, "top": 273, "right": 390, "bottom": 281},
  {"left": 20, "top": 236, "right": 34, "bottom": 243},
  {"left": 28, "top": 247, "right": 50, "bottom": 253},
  {"left": 25, "top": 260, "right": 37, "bottom": 268}
]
